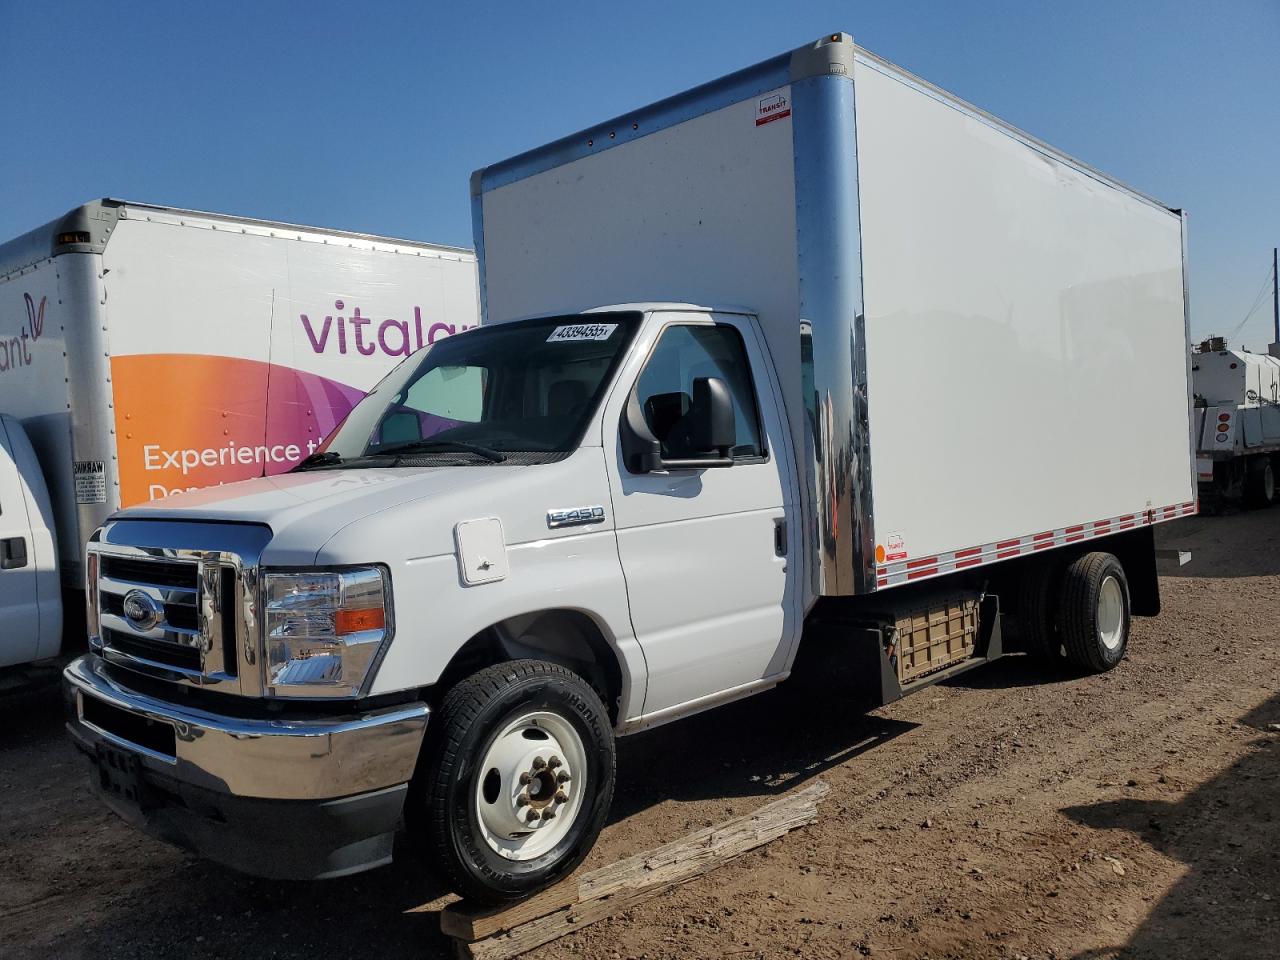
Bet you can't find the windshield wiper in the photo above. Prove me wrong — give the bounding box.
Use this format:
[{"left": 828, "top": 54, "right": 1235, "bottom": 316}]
[
  {"left": 369, "top": 439, "right": 507, "bottom": 464},
  {"left": 291, "top": 450, "right": 344, "bottom": 472}
]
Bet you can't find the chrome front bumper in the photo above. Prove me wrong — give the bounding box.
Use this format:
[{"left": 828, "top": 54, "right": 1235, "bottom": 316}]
[
  {"left": 64, "top": 655, "right": 430, "bottom": 878},
  {"left": 64, "top": 655, "right": 428, "bottom": 800}
]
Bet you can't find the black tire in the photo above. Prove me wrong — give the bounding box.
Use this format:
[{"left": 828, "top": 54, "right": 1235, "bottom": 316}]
[
  {"left": 410, "top": 659, "right": 615, "bottom": 904},
  {"left": 1014, "top": 562, "right": 1063, "bottom": 663},
  {"left": 1245, "top": 457, "right": 1276, "bottom": 508},
  {"left": 1057, "top": 552, "right": 1130, "bottom": 673}
]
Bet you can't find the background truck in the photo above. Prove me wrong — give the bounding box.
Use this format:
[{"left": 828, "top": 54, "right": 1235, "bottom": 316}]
[
  {"left": 1193, "top": 251, "right": 1280, "bottom": 507},
  {"left": 64, "top": 34, "right": 1195, "bottom": 904},
  {"left": 1192, "top": 306, "right": 1280, "bottom": 506},
  {"left": 0, "top": 199, "right": 478, "bottom": 669}
]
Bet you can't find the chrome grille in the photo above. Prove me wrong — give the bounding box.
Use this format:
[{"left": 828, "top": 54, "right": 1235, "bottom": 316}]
[
  {"left": 96, "top": 553, "right": 231, "bottom": 680},
  {"left": 88, "top": 520, "right": 273, "bottom": 695},
  {"left": 102, "top": 626, "right": 202, "bottom": 672}
]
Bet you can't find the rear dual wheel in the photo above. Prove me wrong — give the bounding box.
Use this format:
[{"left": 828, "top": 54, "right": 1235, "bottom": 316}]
[
  {"left": 1016, "top": 561, "right": 1063, "bottom": 663},
  {"left": 1244, "top": 457, "right": 1277, "bottom": 508},
  {"left": 1018, "top": 551, "right": 1130, "bottom": 673},
  {"left": 1058, "top": 552, "right": 1130, "bottom": 673}
]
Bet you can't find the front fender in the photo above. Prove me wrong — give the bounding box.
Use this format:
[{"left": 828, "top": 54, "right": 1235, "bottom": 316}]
[{"left": 365, "top": 530, "right": 645, "bottom": 721}]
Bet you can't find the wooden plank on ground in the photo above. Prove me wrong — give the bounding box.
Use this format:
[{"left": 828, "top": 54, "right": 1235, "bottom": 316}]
[
  {"left": 440, "top": 881, "right": 578, "bottom": 942},
  {"left": 442, "top": 779, "right": 830, "bottom": 960}
]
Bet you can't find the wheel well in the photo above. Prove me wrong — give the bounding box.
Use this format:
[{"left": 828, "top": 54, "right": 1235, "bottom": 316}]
[
  {"left": 993, "top": 527, "right": 1160, "bottom": 620},
  {"left": 431, "top": 610, "right": 624, "bottom": 723}
]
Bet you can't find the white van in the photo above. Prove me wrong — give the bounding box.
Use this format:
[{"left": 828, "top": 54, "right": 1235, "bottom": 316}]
[{"left": 0, "top": 415, "right": 60, "bottom": 667}]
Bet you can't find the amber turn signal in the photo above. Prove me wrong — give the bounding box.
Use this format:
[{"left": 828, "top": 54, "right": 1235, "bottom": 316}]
[{"left": 335, "top": 607, "right": 386, "bottom": 635}]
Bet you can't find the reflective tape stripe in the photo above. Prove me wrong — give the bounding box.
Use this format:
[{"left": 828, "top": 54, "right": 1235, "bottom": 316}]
[{"left": 873, "top": 500, "right": 1198, "bottom": 589}]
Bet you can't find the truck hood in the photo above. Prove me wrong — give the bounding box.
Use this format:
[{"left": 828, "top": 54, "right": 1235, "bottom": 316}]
[{"left": 117, "top": 466, "right": 524, "bottom": 563}]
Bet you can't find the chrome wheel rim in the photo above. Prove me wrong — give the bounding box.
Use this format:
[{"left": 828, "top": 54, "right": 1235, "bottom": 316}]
[
  {"left": 474, "top": 710, "right": 587, "bottom": 861},
  {"left": 1098, "top": 575, "right": 1125, "bottom": 651}
]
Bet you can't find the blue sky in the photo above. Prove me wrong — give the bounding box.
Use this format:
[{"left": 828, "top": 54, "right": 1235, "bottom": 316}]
[{"left": 3, "top": 1, "right": 1277, "bottom": 345}]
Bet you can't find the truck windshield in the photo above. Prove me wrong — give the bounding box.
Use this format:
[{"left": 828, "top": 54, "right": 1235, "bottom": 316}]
[{"left": 306, "top": 313, "right": 640, "bottom": 466}]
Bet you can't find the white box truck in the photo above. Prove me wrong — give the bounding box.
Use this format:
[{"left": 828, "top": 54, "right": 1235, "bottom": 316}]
[
  {"left": 0, "top": 199, "right": 477, "bottom": 669},
  {"left": 1192, "top": 334, "right": 1280, "bottom": 506},
  {"left": 64, "top": 35, "right": 1195, "bottom": 903}
]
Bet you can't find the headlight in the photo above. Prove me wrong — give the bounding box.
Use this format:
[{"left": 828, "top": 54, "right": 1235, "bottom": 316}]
[{"left": 262, "top": 566, "right": 393, "bottom": 697}]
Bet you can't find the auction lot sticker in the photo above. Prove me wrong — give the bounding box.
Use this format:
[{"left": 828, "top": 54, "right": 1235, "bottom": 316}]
[{"left": 547, "top": 324, "right": 617, "bottom": 342}]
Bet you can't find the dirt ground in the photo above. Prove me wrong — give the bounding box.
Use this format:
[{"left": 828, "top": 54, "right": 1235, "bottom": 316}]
[{"left": 2, "top": 509, "right": 1277, "bottom": 960}]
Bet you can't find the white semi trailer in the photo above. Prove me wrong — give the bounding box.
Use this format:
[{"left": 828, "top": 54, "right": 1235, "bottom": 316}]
[
  {"left": 64, "top": 35, "right": 1195, "bottom": 903},
  {"left": 1193, "top": 336, "right": 1280, "bottom": 505},
  {"left": 0, "top": 199, "right": 478, "bottom": 669}
]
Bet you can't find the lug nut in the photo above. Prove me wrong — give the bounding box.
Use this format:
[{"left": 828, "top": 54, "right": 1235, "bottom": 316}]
[
  {"left": 516, "top": 795, "right": 529, "bottom": 808},
  {"left": 519, "top": 772, "right": 532, "bottom": 785},
  {"left": 526, "top": 809, "right": 540, "bottom": 823},
  {"left": 542, "top": 808, "right": 556, "bottom": 820},
  {"left": 556, "top": 770, "right": 571, "bottom": 784},
  {"left": 548, "top": 755, "right": 562, "bottom": 769},
  {"left": 554, "top": 790, "right": 568, "bottom": 803},
  {"left": 532, "top": 757, "right": 547, "bottom": 771}
]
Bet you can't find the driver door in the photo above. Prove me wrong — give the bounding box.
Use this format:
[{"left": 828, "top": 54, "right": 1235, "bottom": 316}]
[{"left": 604, "top": 312, "right": 797, "bottom": 717}]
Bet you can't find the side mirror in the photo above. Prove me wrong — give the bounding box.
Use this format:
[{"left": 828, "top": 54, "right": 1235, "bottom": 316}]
[
  {"left": 379, "top": 410, "right": 422, "bottom": 445},
  {"left": 689, "top": 377, "right": 736, "bottom": 458},
  {"left": 621, "top": 376, "right": 736, "bottom": 473}
]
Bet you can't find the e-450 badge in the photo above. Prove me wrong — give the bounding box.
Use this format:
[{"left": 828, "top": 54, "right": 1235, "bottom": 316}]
[{"left": 546, "top": 506, "right": 606, "bottom": 529}]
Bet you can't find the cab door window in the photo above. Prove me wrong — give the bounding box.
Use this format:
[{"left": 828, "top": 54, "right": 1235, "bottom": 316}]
[{"left": 634, "top": 324, "right": 765, "bottom": 462}]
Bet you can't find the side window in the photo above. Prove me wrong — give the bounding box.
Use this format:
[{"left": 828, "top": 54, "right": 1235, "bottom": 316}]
[
  {"left": 377, "top": 365, "right": 485, "bottom": 446},
  {"left": 634, "top": 324, "right": 765, "bottom": 461}
]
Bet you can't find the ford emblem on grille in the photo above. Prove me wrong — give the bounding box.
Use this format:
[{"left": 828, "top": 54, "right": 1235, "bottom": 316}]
[{"left": 122, "top": 589, "right": 164, "bottom": 632}]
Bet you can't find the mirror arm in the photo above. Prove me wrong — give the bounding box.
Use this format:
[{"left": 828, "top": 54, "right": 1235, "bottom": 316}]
[{"left": 658, "top": 457, "right": 734, "bottom": 470}]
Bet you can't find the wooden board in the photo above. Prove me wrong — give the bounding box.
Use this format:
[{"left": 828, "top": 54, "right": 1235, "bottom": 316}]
[
  {"left": 442, "top": 780, "right": 830, "bottom": 960},
  {"left": 440, "top": 882, "right": 578, "bottom": 941}
]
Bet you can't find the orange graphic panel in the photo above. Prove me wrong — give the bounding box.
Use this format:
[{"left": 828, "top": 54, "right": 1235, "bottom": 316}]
[{"left": 111, "top": 354, "right": 365, "bottom": 506}]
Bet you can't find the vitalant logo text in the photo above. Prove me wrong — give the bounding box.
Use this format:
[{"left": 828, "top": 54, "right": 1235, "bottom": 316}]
[
  {"left": 0, "top": 294, "right": 46, "bottom": 375},
  {"left": 299, "top": 300, "right": 473, "bottom": 358}
]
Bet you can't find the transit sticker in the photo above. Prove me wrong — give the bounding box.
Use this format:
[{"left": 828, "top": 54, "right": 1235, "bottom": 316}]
[
  {"left": 74, "top": 460, "right": 107, "bottom": 504},
  {"left": 882, "top": 532, "right": 907, "bottom": 563},
  {"left": 755, "top": 87, "right": 792, "bottom": 126},
  {"left": 547, "top": 324, "right": 618, "bottom": 343}
]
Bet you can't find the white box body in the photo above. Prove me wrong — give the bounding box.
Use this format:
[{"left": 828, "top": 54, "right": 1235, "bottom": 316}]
[
  {"left": 473, "top": 37, "right": 1195, "bottom": 599},
  {"left": 0, "top": 200, "right": 479, "bottom": 583}
]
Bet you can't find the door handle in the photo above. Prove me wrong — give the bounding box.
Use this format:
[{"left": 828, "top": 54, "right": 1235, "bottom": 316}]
[
  {"left": 773, "top": 519, "right": 787, "bottom": 557},
  {"left": 1, "top": 537, "right": 27, "bottom": 570}
]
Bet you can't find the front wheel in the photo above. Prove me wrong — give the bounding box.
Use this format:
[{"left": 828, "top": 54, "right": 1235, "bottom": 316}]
[{"left": 411, "top": 660, "right": 615, "bottom": 903}]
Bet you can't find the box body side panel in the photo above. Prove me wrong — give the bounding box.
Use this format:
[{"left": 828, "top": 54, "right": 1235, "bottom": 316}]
[
  {"left": 101, "top": 218, "right": 479, "bottom": 506},
  {"left": 0, "top": 256, "right": 97, "bottom": 578},
  {"left": 856, "top": 61, "right": 1193, "bottom": 566},
  {"left": 478, "top": 92, "right": 803, "bottom": 454}
]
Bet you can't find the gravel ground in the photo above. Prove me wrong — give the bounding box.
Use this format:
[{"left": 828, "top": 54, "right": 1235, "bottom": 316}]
[{"left": 1, "top": 509, "right": 1277, "bottom": 960}]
